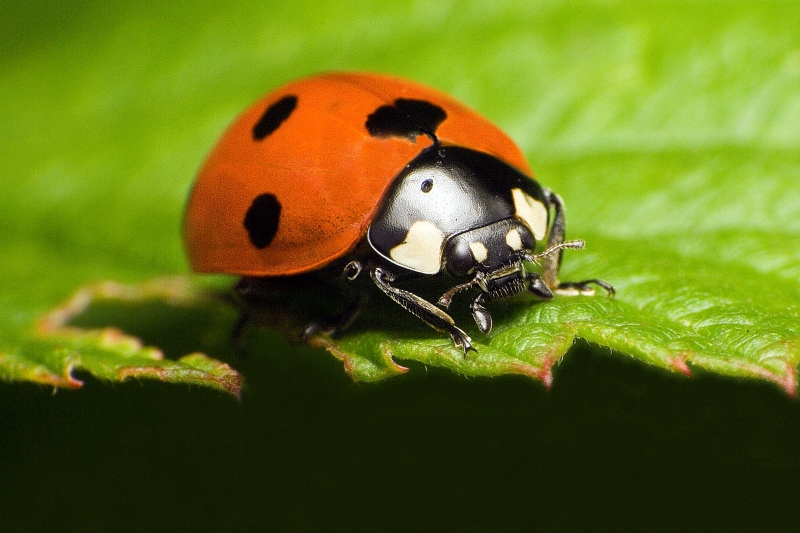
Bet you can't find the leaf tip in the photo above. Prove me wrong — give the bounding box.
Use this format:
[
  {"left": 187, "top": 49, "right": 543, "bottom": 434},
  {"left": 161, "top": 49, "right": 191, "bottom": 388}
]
[
  {"left": 507, "top": 354, "right": 556, "bottom": 389},
  {"left": 539, "top": 367, "right": 554, "bottom": 389},
  {"left": 306, "top": 333, "right": 408, "bottom": 382},
  {"left": 778, "top": 361, "right": 797, "bottom": 398},
  {"left": 668, "top": 354, "right": 692, "bottom": 377},
  {"left": 116, "top": 354, "right": 245, "bottom": 401}
]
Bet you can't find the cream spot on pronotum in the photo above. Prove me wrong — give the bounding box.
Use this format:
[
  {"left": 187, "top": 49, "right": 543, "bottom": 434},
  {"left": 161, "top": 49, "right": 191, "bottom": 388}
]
[
  {"left": 505, "top": 228, "right": 523, "bottom": 251},
  {"left": 468, "top": 241, "right": 489, "bottom": 263},
  {"left": 511, "top": 188, "right": 548, "bottom": 241},
  {"left": 389, "top": 220, "right": 446, "bottom": 274}
]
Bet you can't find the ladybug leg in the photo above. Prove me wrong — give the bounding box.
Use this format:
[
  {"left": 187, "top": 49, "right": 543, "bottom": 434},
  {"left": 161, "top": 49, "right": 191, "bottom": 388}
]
[
  {"left": 470, "top": 292, "right": 492, "bottom": 335},
  {"left": 541, "top": 189, "right": 615, "bottom": 297},
  {"left": 437, "top": 277, "right": 480, "bottom": 309},
  {"left": 555, "top": 278, "right": 616, "bottom": 296},
  {"left": 526, "top": 272, "right": 554, "bottom": 300},
  {"left": 302, "top": 299, "right": 365, "bottom": 340},
  {"left": 226, "top": 278, "right": 260, "bottom": 358},
  {"left": 230, "top": 309, "right": 252, "bottom": 357},
  {"left": 371, "top": 267, "right": 475, "bottom": 354},
  {"left": 539, "top": 188, "right": 568, "bottom": 289},
  {"left": 302, "top": 263, "right": 368, "bottom": 340}
]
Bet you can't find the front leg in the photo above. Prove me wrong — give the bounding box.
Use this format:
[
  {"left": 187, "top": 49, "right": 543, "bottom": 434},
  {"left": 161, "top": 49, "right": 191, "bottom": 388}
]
[
  {"left": 541, "top": 189, "right": 615, "bottom": 297},
  {"left": 469, "top": 292, "right": 492, "bottom": 335},
  {"left": 371, "top": 267, "right": 474, "bottom": 354}
]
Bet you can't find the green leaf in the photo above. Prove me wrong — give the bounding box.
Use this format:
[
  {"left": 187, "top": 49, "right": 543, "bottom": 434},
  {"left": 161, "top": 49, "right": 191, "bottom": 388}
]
[
  {"left": 2, "top": 0, "right": 799, "bottom": 395},
  {"left": 1, "top": 278, "right": 243, "bottom": 399}
]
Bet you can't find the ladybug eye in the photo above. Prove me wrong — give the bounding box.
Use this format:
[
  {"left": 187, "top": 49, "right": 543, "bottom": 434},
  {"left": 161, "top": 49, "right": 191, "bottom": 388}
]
[{"left": 421, "top": 179, "right": 433, "bottom": 193}]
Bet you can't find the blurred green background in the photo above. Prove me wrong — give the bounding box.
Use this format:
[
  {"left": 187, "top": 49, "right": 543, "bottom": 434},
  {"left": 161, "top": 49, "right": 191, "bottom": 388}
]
[{"left": 2, "top": 0, "right": 800, "bottom": 531}]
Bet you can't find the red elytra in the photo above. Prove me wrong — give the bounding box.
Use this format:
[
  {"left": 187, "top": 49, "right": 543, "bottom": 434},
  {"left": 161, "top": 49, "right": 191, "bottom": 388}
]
[{"left": 184, "top": 72, "right": 532, "bottom": 277}]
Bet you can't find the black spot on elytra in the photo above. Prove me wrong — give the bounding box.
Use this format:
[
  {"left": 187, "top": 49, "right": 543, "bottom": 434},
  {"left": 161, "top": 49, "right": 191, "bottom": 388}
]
[
  {"left": 244, "top": 193, "right": 281, "bottom": 248},
  {"left": 252, "top": 95, "right": 297, "bottom": 141},
  {"left": 365, "top": 98, "right": 446, "bottom": 140}
]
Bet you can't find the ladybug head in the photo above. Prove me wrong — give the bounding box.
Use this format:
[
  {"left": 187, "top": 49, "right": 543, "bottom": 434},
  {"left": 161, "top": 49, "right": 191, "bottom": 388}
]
[{"left": 442, "top": 218, "right": 536, "bottom": 278}]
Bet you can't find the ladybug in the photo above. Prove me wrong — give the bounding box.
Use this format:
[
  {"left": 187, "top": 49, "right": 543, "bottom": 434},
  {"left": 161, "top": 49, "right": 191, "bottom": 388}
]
[{"left": 184, "top": 72, "right": 613, "bottom": 353}]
